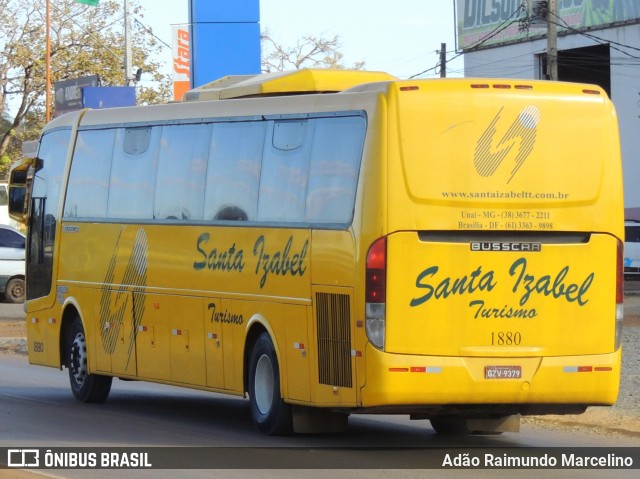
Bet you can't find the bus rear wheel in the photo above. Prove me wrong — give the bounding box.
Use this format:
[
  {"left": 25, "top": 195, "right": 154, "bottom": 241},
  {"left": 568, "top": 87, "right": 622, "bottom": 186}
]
[
  {"left": 248, "top": 332, "right": 292, "bottom": 435},
  {"left": 430, "top": 417, "right": 508, "bottom": 435},
  {"left": 430, "top": 418, "right": 473, "bottom": 435},
  {"left": 67, "top": 317, "right": 112, "bottom": 403}
]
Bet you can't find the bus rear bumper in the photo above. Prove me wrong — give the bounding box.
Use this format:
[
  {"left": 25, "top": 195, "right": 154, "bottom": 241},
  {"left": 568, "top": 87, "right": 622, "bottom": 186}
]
[{"left": 360, "top": 344, "right": 621, "bottom": 412}]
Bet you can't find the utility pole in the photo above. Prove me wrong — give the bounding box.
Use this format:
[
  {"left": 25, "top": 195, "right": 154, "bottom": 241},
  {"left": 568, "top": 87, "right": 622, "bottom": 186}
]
[
  {"left": 546, "top": 0, "right": 558, "bottom": 80},
  {"left": 439, "top": 43, "right": 446, "bottom": 78},
  {"left": 45, "top": 0, "right": 51, "bottom": 122},
  {"left": 124, "top": 0, "right": 133, "bottom": 85}
]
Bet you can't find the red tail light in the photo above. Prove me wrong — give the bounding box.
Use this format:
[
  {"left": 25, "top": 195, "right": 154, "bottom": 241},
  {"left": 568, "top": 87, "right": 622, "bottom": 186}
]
[{"left": 366, "top": 237, "right": 386, "bottom": 303}]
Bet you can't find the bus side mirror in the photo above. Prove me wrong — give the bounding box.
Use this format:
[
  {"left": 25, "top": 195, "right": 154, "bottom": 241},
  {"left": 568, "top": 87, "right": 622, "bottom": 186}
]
[
  {"left": 8, "top": 185, "right": 26, "bottom": 220},
  {"left": 8, "top": 158, "right": 39, "bottom": 224}
]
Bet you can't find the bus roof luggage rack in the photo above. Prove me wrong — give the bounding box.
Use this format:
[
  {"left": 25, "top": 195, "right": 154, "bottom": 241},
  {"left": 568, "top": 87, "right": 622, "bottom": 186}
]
[{"left": 182, "top": 69, "right": 397, "bottom": 102}]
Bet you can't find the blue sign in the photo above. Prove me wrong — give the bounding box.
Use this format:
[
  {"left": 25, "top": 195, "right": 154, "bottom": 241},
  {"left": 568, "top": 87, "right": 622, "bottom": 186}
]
[
  {"left": 83, "top": 87, "right": 136, "bottom": 109},
  {"left": 189, "top": 0, "right": 261, "bottom": 88}
]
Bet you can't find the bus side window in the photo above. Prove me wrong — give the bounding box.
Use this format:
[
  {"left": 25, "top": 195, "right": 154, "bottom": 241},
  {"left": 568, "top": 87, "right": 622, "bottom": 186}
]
[
  {"left": 65, "top": 129, "right": 115, "bottom": 219},
  {"left": 257, "top": 120, "right": 312, "bottom": 222},
  {"left": 205, "top": 122, "right": 265, "bottom": 222},
  {"left": 107, "top": 127, "right": 160, "bottom": 219},
  {"left": 305, "top": 116, "right": 365, "bottom": 224},
  {"left": 154, "top": 123, "right": 209, "bottom": 221}
]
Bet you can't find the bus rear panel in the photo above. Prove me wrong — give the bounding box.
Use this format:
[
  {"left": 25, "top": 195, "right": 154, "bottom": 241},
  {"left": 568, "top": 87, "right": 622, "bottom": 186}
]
[{"left": 361, "top": 79, "right": 623, "bottom": 416}]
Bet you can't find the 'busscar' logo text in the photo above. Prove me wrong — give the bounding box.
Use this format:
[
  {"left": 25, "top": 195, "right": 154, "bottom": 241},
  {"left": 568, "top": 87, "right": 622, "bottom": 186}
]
[{"left": 470, "top": 242, "right": 541, "bottom": 252}]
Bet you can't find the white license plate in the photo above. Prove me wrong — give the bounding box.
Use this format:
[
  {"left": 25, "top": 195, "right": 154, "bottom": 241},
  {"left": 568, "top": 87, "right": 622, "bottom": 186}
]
[{"left": 485, "top": 365, "right": 522, "bottom": 379}]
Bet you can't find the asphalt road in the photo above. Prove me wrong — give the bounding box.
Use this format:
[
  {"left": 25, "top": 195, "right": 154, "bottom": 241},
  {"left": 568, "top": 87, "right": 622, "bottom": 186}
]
[
  {"left": 0, "top": 353, "right": 638, "bottom": 479},
  {"left": 0, "top": 302, "right": 23, "bottom": 321},
  {"left": 0, "top": 290, "right": 638, "bottom": 479}
]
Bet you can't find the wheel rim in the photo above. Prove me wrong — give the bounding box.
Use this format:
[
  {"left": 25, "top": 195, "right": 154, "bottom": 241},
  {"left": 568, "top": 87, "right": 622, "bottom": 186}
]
[
  {"left": 70, "top": 331, "right": 88, "bottom": 385},
  {"left": 8, "top": 280, "right": 24, "bottom": 301},
  {"left": 254, "top": 354, "right": 274, "bottom": 415}
]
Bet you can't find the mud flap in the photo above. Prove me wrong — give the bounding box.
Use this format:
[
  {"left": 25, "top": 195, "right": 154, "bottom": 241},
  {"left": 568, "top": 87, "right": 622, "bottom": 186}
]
[
  {"left": 467, "top": 415, "right": 521, "bottom": 433},
  {"left": 292, "top": 405, "right": 349, "bottom": 433}
]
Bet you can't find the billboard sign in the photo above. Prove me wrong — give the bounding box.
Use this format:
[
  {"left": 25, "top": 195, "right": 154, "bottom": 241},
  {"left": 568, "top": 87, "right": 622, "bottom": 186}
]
[
  {"left": 457, "top": 0, "right": 640, "bottom": 51},
  {"left": 82, "top": 87, "right": 136, "bottom": 109},
  {"left": 189, "top": 0, "right": 260, "bottom": 88},
  {"left": 172, "top": 25, "right": 191, "bottom": 101},
  {"left": 54, "top": 75, "right": 99, "bottom": 117}
]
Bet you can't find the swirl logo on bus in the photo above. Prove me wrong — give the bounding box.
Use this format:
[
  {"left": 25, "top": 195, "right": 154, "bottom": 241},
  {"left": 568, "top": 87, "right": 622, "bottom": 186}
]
[
  {"left": 474, "top": 105, "right": 540, "bottom": 184},
  {"left": 99, "top": 228, "right": 148, "bottom": 356}
]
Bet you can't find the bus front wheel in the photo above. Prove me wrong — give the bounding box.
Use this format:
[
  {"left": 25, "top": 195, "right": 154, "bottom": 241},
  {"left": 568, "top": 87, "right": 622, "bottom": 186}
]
[
  {"left": 248, "top": 332, "right": 293, "bottom": 435},
  {"left": 66, "top": 317, "right": 112, "bottom": 403}
]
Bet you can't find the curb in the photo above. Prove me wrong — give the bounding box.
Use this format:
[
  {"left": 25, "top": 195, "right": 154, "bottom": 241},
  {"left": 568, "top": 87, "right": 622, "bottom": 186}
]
[
  {"left": 0, "top": 338, "right": 27, "bottom": 355},
  {"left": 524, "top": 415, "right": 640, "bottom": 438}
]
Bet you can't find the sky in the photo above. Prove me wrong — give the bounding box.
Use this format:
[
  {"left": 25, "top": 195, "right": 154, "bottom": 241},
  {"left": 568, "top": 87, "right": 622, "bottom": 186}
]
[{"left": 134, "top": 0, "right": 464, "bottom": 84}]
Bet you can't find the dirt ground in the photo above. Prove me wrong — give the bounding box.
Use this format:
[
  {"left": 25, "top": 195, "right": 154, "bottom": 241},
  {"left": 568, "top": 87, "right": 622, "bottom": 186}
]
[
  {"left": 1, "top": 294, "right": 639, "bottom": 438},
  {"left": 0, "top": 320, "right": 25, "bottom": 339},
  {"left": 0, "top": 320, "right": 26, "bottom": 355},
  {"left": 530, "top": 293, "right": 640, "bottom": 438}
]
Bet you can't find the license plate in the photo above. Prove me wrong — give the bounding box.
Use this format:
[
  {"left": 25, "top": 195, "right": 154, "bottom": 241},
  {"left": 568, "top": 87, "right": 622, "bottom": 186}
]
[{"left": 485, "top": 365, "right": 522, "bottom": 379}]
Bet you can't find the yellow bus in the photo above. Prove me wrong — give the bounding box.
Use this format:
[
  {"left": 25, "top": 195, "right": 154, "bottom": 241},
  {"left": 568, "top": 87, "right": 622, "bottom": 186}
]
[{"left": 9, "top": 69, "right": 624, "bottom": 435}]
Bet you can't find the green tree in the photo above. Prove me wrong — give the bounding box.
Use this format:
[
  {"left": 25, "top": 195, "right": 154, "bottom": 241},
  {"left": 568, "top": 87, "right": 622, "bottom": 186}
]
[
  {"left": 0, "top": 0, "right": 171, "bottom": 175},
  {"left": 261, "top": 30, "right": 365, "bottom": 72},
  {"left": 0, "top": 113, "right": 13, "bottom": 176}
]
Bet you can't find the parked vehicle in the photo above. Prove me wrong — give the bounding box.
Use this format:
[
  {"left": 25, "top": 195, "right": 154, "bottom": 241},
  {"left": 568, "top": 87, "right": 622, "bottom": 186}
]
[
  {"left": 0, "top": 182, "right": 21, "bottom": 230},
  {"left": 624, "top": 220, "right": 640, "bottom": 279},
  {"left": 0, "top": 224, "right": 25, "bottom": 303}
]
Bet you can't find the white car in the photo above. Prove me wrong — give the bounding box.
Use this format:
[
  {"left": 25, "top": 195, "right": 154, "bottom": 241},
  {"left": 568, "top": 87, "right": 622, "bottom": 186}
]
[
  {"left": 624, "top": 220, "right": 640, "bottom": 279},
  {"left": 0, "top": 224, "right": 25, "bottom": 303},
  {"left": 0, "top": 182, "right": 21, "bottom": 230}
]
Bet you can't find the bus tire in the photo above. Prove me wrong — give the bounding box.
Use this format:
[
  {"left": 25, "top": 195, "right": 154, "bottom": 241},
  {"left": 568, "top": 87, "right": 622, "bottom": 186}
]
[
  {"left": 67, "top": 317, "right": 112, "bottom": 403},
  {"left": 248, "top": 332, "right": 293, "bottom": 435},
  {"left": 4, "top": 277, "right": 25, "bottom": 303},
  {"left": 430, "top": 417, "right": 505, "bottom": 435},
  {"left": 430, "top": 418, "right": 472, "bottom": 435}
]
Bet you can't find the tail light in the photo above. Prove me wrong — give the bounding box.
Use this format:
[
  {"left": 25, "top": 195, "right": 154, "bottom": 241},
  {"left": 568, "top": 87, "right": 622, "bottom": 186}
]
[
  {"left": 615, "top": 239, "right": 624, "bottom": 350},
  {"left": 366, "top": 237, "right": 386, "bottom": 350}
]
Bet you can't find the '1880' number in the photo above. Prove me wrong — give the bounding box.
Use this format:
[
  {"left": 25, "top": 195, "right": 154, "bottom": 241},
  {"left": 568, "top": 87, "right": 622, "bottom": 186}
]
[{"left": 491, "top": 332, "right": 522, "bottom": 346}]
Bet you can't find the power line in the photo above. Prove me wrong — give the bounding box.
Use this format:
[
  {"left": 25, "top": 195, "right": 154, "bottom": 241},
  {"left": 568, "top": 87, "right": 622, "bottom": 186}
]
[
  {"left": 408, "top": 2, "right": 527, "bottom": 79},
  {"left": 49, "top": 2, "right": 172, "bottom": 69},
  {"left": 49, "top": 1, "right": 122, "bottom": 65},
  {"left": 548, "top": 10, "right": 640, "bottom": 55},
  {"left": 430, "top": 4, "right": 640, "bottom": 80},
  {"left": 134, "top": 18, "right": 171, "bottom": 50},
  {"left": 547, "top": 11, "right": 640, "bottom": 60}
]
